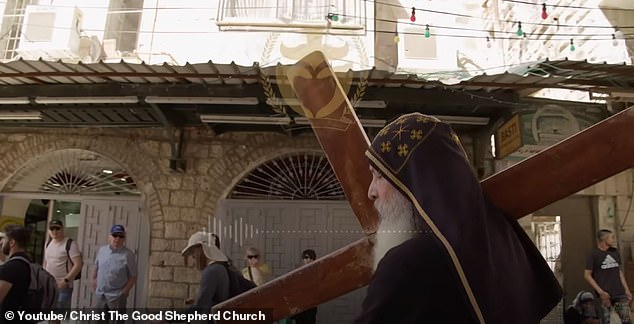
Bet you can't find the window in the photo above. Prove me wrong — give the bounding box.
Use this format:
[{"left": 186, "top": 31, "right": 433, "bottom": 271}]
[
  {"left": 0, "top": 0, "right": 36, "bottom": 60},
  {"left": 104, "top": 0, "right": 143, "bottom": 53},
  {"left": 217, "top": 0, "right": 365, "bottom": 34},
  {"left": 229, "top": 153, "right": 345, "bottom": 200}
]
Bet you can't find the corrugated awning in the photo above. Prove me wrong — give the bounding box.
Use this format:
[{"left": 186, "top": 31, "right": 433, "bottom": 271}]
[
  {"left": 0, "top": 58, "right": 631, "bottom": 92},
  {"left": 0, "top": 58, "right": 621, "bottom": 129}
]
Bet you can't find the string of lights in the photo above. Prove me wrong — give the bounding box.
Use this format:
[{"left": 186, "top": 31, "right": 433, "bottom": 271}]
[
  {"left": 3, "top": 1, "right": 632, "bottom": 57},
  {"left": 9, "top": 10, "right": 634, "bottom": 42},
  {"left": 500, "top": 0, "right": 634, "bottom": 12},
  {"left": 345, "top": 14, "right": 631, "bottom": 39},
  {"left": 0, "top": 2, "right": 622, "bottom": 108},
  {"left": 12, "top": 22, "right": 627, "bottom": 42},
  {"left": 1, "top": 0, "right": 632, "bottom": 30},
  {"left": 1, "top": 0, "right": 631, "bottom": 15},
  {"left": 370, "top": 0, "right": 634, "bottom": 29}
]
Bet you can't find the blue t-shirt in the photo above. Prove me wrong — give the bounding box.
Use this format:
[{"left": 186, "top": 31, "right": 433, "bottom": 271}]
[{"left": 94, "top": 245, "right": 137, "bottom": 300}]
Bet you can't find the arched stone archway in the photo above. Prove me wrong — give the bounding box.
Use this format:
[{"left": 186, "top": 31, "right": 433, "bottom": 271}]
[
  {"left": 227, "top": 151, "right": 345, "bottom": 200},
  {"left": 0, "top": 133, "right": 162, "bottom": 307},
  {"left": 0, "top": 133, "right": 164, "bottom": 227},
  {"left": 4, "top": 148, "right": 138, "bottom": 195},
  {"left": 201, "top": 134, "right": 323, "bottom": 225},
  {"left": 213, "top": 151, "right": 364, "bottom": 324},
  {"left": 0, "top": 128, "right": 329, "bottom": 308}
]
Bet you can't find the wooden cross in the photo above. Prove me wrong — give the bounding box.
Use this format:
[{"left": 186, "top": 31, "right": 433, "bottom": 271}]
[{"left": 214, "top": 51, "right": 634, "bottom": 322}]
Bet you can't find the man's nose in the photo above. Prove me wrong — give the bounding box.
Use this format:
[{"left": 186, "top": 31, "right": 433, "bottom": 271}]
[{"left": 367, "top": 181, "right": 377, "bottom": 201}]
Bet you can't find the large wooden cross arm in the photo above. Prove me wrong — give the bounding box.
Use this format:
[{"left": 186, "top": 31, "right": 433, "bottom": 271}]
[{"left": 214, "top": 51, "right": 634, "bottom": 322}]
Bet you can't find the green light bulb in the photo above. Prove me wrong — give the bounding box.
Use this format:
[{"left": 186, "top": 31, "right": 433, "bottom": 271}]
[
  {"left": 332, "top": 14, "right": 339, "bottom": 22},
  {"left": 424, "top": 25, "right": 431, "bottom": 38},
  {"left": 516, "top": 22, "right": 523, "bottom": 37}
]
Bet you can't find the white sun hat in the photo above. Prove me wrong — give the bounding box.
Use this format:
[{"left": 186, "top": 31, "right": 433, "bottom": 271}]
[{"left": 181, "top": 231, "right": 228, "bottom": 262}]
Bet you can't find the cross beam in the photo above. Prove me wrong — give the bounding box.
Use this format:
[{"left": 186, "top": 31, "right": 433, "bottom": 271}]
[{"left": 214, "top": 51, "right": 634, "bottom": 322}]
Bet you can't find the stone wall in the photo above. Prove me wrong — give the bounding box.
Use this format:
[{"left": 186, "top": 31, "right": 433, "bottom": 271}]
[{"left": 0, "top": 127, "right": 321, "bottom": 307}]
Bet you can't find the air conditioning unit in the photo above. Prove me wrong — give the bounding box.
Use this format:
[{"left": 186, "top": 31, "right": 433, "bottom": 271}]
[
  {"left": 78, "top": 35, "right": 103, "bottom": 63},
  {"left": 396, "top": 20, "right": 458, "bottom": 73},
  {"left": 15, "top": 5, "right": 83, "bottom": 60}
]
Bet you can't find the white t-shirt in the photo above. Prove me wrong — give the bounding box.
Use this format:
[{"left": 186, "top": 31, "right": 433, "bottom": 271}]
[{"left": 44, "top": 237, "right": 81, "bottom": 288}]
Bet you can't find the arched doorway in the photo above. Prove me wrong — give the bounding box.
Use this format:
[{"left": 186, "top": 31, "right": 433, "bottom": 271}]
[
  {"left": 0, "top": 148, "right": 149, "bottom": 309},
  {"left": 216, "top": 152, "right": 365, "bottom": 323}
]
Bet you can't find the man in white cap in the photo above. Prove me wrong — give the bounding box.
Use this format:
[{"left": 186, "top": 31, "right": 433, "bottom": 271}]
[{"left": 182, "top": 232, "right": 230, "bottom": 311}]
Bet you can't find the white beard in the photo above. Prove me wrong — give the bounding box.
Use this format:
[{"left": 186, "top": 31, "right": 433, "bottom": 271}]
[{"left": 372, "top": 190, "right": 417, "bottom": 271}]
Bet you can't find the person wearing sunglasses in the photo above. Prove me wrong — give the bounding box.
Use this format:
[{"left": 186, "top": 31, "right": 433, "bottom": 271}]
[
  {"left": 43, "top": 219, "right": 82, "bottom": 318},
  {"left": 92, "top": 224, "right": 137, "bottom": 321},
  {"left": 241, "top": 247, "right": 271, "bottom": 286}
]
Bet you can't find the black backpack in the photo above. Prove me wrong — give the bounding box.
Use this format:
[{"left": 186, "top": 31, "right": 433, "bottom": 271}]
[
  {"left": 10, "top": 256, "right": 58, "bottom": 312},
  {"left": 223, "top": 263, "right": 256, "bottom": 298},
  {"left": 46, "top": 238, "right": 82, "bottom": 280}
]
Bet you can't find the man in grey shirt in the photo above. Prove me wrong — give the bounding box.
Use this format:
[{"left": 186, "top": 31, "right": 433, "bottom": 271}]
[
  {"left": 92, "top": 224, "right": 137, "bottom": 320},
  {"left": 182, "top": 231, "right": 229, "bottom": 312}
]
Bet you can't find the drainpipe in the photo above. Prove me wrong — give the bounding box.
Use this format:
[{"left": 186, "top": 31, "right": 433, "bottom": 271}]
[{"left": 147, "top": 101, "right": 186, "bottom": 172}]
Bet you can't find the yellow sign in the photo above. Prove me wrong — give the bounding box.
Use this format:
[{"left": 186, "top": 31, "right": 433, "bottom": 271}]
[
  {"left": 0, "top": 216, "right": 24, "bottom": 231},
  {"left": 496, "top": 114, "right": 522, "bottom": 159}
]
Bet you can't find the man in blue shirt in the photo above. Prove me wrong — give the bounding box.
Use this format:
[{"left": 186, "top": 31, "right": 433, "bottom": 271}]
[{"left": 92, "top": 225, "right": 137, "bottom": 320}]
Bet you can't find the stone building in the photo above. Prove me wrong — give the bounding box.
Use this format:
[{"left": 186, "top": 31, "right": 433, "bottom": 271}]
[{"left": 0, "top": 1, "right": 631, "bottom": 323}]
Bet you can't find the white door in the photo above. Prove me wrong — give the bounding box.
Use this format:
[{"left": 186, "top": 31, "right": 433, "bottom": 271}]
[
  {"left": 75, "top": 199, "right": 142, "bottom": 309},
  {"left": 217, "top": 199, "right": 366, "bottom": 324}
]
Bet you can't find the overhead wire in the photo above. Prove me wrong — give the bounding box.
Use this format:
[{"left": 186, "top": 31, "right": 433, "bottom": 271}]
[
  {"left": 0, "top": 0, "right": 631, "bottom": 47},
  {"left": 4, "top": 2, "right": 631, "bottom": 78},
  {"left": 500, "top": 0, "right": 634, "bottom": 12},
  {"left": 370, "top": 0, "right": 634, "bottom": 29},
  {"left": 10, "top": 16, "right": 634, "bottom": 41},
  {"left": 1, "top": 0, "right": 633, "bottom": 30}
]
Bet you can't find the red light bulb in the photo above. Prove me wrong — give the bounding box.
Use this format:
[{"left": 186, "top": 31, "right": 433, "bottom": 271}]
[
  {"left": 410, "top": 7, "right": 416, "bottom": 22},
  {"left": 541, "top": 4, "right": 548, "bottom": 20}
]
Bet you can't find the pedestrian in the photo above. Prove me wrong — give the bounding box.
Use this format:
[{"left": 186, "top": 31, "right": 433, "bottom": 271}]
[
  {"left": 92, "top": 224, "right": 137, "bottom": 322},
  {"left": 182, "top": 231, "right": 230, "bottom": 312},
  {"left": 354, "top": 113, "right": 562, "bottom": 323},
  {"left": 43, "top": 219, "right": 83, "bottom": 315},
  {"left": 0, "top": 232, "right": 6, "bottom": 266},
  {"left": 564, "top": 291, "right": 600, "bottom": 324},
  {"left": 241, "top": 247, "right": 271, "bottom": 286},
  {"left": 0, "top": 225, "right": 32, "bottom": 312},
  {"left": 584, "top": 229, "right": 632, "bottom": 324}
]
